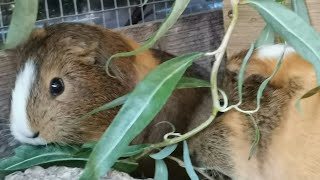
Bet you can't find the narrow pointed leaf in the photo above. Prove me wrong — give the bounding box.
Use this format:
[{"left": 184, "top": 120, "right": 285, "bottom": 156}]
[
  {"left": 106, "top": 0, "right": 190, "bottom": 71},
  {"left": 150, "top": 144, "right": 178, "bottom": 160},
  {"left": 255, "top": 25, "right": 275, "bottom": 48},
  {"left": 82, "top": 75, "right": 210, "bottom": 120},
  {"left": 176, "top": 77, "right": 210, "bottom": 89},
  {"left": 238, "top": 45, "right": 285, "bottom": 113},
  {"left": 154, "top": 160, "right": 168, "bottom": 180},
  {"left": 247, "top": 0, "right": 320, "bottom": 84},
  {"left": 0, "top": 144, "right": 137, "bottom": 178},
  {"left": 248, "top": 114, "right": 260, "bottom": 160},
  {"left": 3, "top": 0, "right": 38, "bottom": 49},
  {"left": 237, "top": 43, "right": 255, "bottom": 104},
  {"left": 121, "top": 144, "right": 150, "bottom": 157},
  {"left": 183, "top": 141, "right": 199, "bottom": 180},
  {"left": 81, "top": 53, "right": 203, "bottom": 180},
  {"left": 292, "top": 0, "right": 311, "bottom": 24},
  {"left": 80, "top": 94, "right": 128, "bottom": 120}
]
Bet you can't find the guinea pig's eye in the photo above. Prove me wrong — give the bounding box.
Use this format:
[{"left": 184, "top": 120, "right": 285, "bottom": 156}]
[{"left": 50, "top": 78, "right": 64, "bottom": 97}]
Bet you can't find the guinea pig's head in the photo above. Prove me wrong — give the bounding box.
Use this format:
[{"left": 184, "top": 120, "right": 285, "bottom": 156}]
[{"left": 9, "top": 23, "right": 158, "bottom": 145}]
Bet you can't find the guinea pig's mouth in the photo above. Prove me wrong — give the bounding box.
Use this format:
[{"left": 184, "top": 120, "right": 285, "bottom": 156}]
[{"left": 10, "top": 125, "right": 47, "bottom": 145}]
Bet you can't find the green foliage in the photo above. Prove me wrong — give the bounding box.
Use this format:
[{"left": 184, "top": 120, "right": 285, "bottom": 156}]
[
  {"left": 292, "top": 0, "right": 311, "bottom": 24},
  {"left": 106, "top": 0, "right": 191, "bottom": 76},
  {"left": 246, "top": 0, "right": 320, "bottom": 84},
  {"left": 183, "top": 141, "right": 198, "bottom": 180},
  {"left": 255, "top": 25, "right": 275, "bottom": 48},
  {"left": 80, "top": 53, "right": 203, "bottom": 179},
  {"left": 154, "top": 160, "right": 168, "bottom": 180},
  {"left": 3, "top": 0, "right": 320, "bottom": 179},
  {"left": 79, "top": 94, "right": 128, "bottom": 120},
  {"left": 2, "top": 0, "right": 38, "bottom": 49},
  {"left": 0, "top": 144, "right": 138, "bottom": 178},
  {"left": 149, "top": 144, "right": 178, "bottom": 160},
  {"left": 176, "top": 77, "right": 210, "bottom": 89}
]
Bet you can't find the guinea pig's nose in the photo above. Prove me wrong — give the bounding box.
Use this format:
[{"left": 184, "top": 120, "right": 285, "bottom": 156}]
[{"left": 30, "top": 131, "right": 40, "bottom": 138}]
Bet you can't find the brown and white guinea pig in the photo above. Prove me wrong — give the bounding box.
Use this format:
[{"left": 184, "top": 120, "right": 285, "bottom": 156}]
[
  {"left": 188, "top": 44, "right": 320, "bottom": 179},
  {"left": 6, "top": 22, "right": 208, "bottom": 146}
]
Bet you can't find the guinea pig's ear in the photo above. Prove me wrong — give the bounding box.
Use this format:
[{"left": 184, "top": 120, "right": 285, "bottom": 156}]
[
  {"left": 29, "top": 28, "right": 47, "bottom": 41},
  {"left": 70, "top": 41, "right": 100, "bottom": 65}
]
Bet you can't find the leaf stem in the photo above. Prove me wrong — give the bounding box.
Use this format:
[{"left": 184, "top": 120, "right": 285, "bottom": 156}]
[
  {"left": 132, "top": 110, "right": 218, "bottom": 161},
  {"left": 205, "top": 1, "right": 239, "bottom": 111},
  {"left": 131, "top": 0, "right": 240, "bottom": 162}
]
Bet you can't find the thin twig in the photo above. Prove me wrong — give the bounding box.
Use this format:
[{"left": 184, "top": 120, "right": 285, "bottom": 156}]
[
  {"left": 131, "top": 0, "right": 240, "bottom": 161},
  {"left": 207, "top": 0, "right": 239, "bottom": 111}
]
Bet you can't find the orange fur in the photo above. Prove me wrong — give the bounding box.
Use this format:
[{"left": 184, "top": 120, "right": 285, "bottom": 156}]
[{"left": 189, "top": 46, "right": 320, "bottom": 179}]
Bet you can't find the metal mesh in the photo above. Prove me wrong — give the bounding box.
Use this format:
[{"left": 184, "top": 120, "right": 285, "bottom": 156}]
[{"left": 0, "top": 0, "right": 222, "bottom": 42}]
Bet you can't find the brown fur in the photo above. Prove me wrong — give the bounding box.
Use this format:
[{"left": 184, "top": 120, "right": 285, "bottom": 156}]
[
  {"left": 9, "top": 23, "right": 209, "bottom": 178},
  {"left": 188, "top": 48, "right": 320, "bottom": 179}
]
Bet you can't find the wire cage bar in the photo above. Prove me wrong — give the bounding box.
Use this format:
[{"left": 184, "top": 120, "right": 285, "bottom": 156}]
[{"left": 0, "top": 0, "right": 222, "bottom": 43}]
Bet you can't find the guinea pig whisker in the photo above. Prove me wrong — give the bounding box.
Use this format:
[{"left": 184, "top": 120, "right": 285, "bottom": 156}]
[
  {"left": 62, "top": 143, "right": 79, "bottom": 151},
  {"left": 0, "top": 129, "right": 10, "bottom": 133},
  {"left": 2, "top": 133, "right": 13, "bottom": 139},
  {"left": 8, "top": 138, "right": 18, "bottom": 145}
]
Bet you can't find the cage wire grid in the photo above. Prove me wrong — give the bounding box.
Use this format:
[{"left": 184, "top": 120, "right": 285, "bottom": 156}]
[{"left": 0, "top": 0, "right": 222, "bottom": 43}]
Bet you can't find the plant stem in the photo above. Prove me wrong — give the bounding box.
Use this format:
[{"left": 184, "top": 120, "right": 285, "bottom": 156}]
[
  {"left": 132, "top": 0, "right": 240, "bottom": 162},
  {"left": 207, "top": 0, "right": 239, "bottom": 110},
  {"left": 131, "top": 110, "right": 217, "bottom": 162}
]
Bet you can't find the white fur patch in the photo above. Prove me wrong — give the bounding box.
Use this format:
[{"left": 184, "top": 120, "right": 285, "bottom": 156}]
[
  {"left": 10, "top": 60, "right": 46, "bottom": 145},
  {"left": 256, "top": 44, "right": 296, "bottom": 59}
]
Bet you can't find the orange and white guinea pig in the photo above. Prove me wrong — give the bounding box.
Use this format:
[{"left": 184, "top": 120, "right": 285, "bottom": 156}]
[
  {"left": 188, "top": 44, "right": 320, "bottom": 179},
  {"left": 7, "top": 22, "right": 208, "bottom": 147}
]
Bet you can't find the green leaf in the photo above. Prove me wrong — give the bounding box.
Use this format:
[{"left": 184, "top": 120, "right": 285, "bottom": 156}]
[
  {"left": 106, "top": 0, "right": 191, "bottom": 74},
  {"left": 251, "top": 46, "right": 286, "bottom": 111},
  {"left": 0, "top": 144, "right": 139, "bottom": 178},
  {"left": 154, "top": 160, "right": 168, "bottom": 180},
  {"left": 2, "top": 0, "right": 38, "bottom": 49},
  {"left": 176, "top": 77, "right": 210, "bottom": 89},
  {"left": 121, "top": 144, "right": 150, "bottom": 157},
  {"left": 81, "top": 76, "right": 209, "bottom": 120},
  {"left": 292, "top": 0, "right": 311, "bottom": 24},
  {"left": 296, "top": 85, "right": 320, "bottom": 112},
  {"left": 150, "top": 144, "right": 178, "bottom": 160},
  {"left": 237, "top": 43, "right": 255, "bottom": 104},
  {"left": 0, "top": 145, "right": 83, "bottom": 177},
  {"left": 183, "top": 141, "right": 199, "bottom": 180},
  {"left": 255, "top": 25, "right": 275, "bottom": 48},
  {"left": 240, "top": 45, "right": 285, "bottom": 113},
  {"left": 0, "top": 145, "right": 81, "bottom": 171},
  {"left": 248, "top": 114, "right": 260, "bottom": 160},
  {"left": 112, "top": 160, "right": 138, "bottom": 173},
  {"left": 79, "top": 94, "right": 128, "bottom": 120},
  {"left": 80, "top": 53, "right": 203, "bottom": 180},
  {"left": 246, "top": 0, "right": 320, "bottom": 84},
  {"left": 81, "top": 142, "right": 149, "bottom": 158}
]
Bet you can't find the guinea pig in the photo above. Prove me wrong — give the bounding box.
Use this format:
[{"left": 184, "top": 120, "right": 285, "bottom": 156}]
[
  {"left": 7, "top": 22, "right": 208, "bottom": 146},
  {"left": 187, "top": 44, "right": 320, "bottom": 179}
]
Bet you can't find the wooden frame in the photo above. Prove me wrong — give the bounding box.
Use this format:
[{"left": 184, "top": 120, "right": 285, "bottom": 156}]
[{"left": 223, "top": 0, "right": 320, "bottom": 55}]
